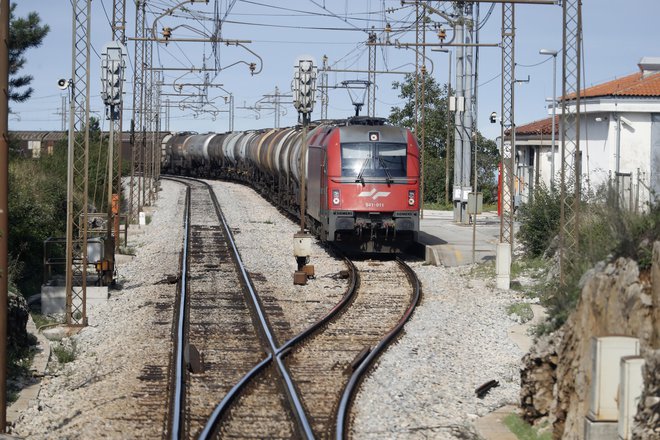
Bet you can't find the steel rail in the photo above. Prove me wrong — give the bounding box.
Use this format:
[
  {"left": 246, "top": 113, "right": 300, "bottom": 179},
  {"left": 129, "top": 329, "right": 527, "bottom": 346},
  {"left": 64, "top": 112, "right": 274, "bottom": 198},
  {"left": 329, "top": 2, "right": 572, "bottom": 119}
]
[
  {"left": 166, "top": 176, "right": 316, "bottom": 439},
  {"left": 200, "top": 254, "right": 358, "bottom": 439},
  {"left": 170, "top": 185, "right": 191, "bottom": 440},
  {"left": 277, "top": 256, "right": 357, "bottom": 353},
  {"left": 335, "top": 257, "right": 422, "bottom": 439},
  {"left": 198, "top": 355, "right": 272, "bottom": 439},
  {"left": 203, "top": 177, "right": 314, "bottom": 439}
]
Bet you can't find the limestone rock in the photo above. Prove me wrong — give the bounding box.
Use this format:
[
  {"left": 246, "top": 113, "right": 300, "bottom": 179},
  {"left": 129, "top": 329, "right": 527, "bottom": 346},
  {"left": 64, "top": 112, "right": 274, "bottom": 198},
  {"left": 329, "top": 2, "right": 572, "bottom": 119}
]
[
  {"left": 520, "top": 331, "right": 562, "bottom": 424},
  {"left": 632, "top": 349, "right": 660, "bottom": 440}
]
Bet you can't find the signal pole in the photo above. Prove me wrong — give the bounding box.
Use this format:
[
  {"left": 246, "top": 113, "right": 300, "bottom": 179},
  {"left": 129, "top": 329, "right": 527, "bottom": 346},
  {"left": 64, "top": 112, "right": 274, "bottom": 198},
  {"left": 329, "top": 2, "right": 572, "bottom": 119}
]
[
  {"left": 101, "top": 41, "right": 126, "bottom": 284},
  {"left": 291, "top": 57, "right": 317, "bottom": 286}
]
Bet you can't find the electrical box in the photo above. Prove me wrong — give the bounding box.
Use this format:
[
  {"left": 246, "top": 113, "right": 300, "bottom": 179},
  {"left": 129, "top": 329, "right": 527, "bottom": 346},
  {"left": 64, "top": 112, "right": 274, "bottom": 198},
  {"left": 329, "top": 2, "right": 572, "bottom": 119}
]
[
  {"left": 589, "top": 336, "right": 640, "bottom": 421},
  {"left": 293, "top": 233, "right": 312, "bottom": 258},
  {"left": 618, "top": 356, "right": 645, "bottom": 440},
  {"left": 467, "top": 192, "right": 483, "bottom": 214},
  {"left": 87, "top": 238, "right": 104, "bottom": 265}
]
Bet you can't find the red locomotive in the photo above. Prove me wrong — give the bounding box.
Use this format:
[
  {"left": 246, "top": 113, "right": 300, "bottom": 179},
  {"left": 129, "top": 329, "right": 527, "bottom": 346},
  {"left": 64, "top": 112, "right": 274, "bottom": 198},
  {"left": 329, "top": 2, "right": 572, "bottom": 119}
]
[{"left": 162, "top": 117, "right": 420, "bottom": 253}]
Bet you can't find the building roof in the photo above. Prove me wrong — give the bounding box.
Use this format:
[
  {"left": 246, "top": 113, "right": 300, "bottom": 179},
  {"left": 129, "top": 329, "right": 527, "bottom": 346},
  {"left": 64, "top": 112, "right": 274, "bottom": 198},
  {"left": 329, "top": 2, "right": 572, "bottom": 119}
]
[
  {"left": 569, "top": 70, "right": 660, "bottom": 100},
  {"left": 514, "top": 117, "right": 556, "bottom": 136}
]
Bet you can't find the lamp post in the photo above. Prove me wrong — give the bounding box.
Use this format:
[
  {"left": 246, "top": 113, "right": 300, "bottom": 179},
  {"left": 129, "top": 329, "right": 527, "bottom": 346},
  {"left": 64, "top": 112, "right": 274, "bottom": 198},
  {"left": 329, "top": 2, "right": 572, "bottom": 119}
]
[{"left": 539, "top": 48, "right": 558, "bottom": 190}]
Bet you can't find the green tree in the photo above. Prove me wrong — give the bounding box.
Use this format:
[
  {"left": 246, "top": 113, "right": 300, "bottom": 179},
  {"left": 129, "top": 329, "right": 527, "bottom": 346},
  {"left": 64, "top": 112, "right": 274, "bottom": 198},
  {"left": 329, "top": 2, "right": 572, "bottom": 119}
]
[
  {"left": 9, "top": 4, "right": 50, "bottom": 102},
  {"left": 389, "top": 74, "right": 453, "bottom": 205},
  {"left": 389, "top": 74, "right": 500, "bottom": 207}
]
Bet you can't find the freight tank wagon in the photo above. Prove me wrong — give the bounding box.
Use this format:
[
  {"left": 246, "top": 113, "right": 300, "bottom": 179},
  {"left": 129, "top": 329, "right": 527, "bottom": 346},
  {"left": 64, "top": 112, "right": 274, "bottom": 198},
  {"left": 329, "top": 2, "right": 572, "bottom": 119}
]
[{"left": 162, "top": 117, "right": 420, "bottom": 253}]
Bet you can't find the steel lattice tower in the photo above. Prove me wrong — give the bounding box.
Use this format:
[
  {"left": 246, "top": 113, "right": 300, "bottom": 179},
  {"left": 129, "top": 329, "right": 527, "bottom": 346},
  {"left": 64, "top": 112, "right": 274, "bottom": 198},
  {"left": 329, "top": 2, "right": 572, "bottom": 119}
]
[
  {"left": 111, "top": 0, "right": 126, "bottom": 249},
  {"left": 144, "top": 38, "right": 154, "bottom": 205},
  {"left": 559, "top": 0, "right": 582, "bottom": 285},
  {"left": 319, "top": 55, "right": 328, "bottom": 120},
  {"left": 153, "top": 71, "right": 162, "bottom": 184},
  {"left": 499, "top": 3, "right": 515, "bottom": 248},
  {"left": 367, "top": 31, "right": 377, "bottom": 117},
  {"left": 65, "top": 0, "right": 92, "bottom": 326},
  {"left": 418, "top": 3, "right": 427, "bottom": 218},
  {"left": 130, "top": 0, "right": 146, "bottom": 223}
]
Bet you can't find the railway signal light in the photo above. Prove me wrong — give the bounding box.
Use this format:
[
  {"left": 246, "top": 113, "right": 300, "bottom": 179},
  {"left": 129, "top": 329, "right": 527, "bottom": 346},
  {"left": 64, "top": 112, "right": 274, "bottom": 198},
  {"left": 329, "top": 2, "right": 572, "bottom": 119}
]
[
  {"left": 292, "top": 58, "right": 317, "bottom": 115},
  {"left": 100, "top": 41, "right": 126, "bottom": 108}
]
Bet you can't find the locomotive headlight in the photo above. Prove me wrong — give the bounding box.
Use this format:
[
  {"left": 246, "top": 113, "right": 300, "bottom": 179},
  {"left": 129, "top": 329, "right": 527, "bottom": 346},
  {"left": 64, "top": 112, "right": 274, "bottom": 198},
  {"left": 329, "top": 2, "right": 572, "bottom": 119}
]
[
  {"left": 408, "top": 190, "right": 415, "bottom": 206},
  {"left": 332, "top": 189, "right": 341, "bottom": 206}
]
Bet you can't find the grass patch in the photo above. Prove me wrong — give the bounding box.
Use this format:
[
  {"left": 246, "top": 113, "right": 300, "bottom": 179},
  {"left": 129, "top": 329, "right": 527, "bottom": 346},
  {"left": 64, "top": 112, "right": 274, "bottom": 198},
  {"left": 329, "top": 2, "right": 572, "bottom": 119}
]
[
  {"left": 53, "top": 342, "right": 76, "bottom": 364},
  {"left": 468, "top": 260, "right": 495, "bottom": 278},
  {"left": 423, "top": 201, "right": 453, "bottom": 211},
  {"left": 31, "top": 312, "right": 61, "bottom": 330},
  {"left": 504, "top": 414, "right": 552, "bottom": 440},
  {"left": 507, "top": 302, "right": 534, "bottom": 323}
]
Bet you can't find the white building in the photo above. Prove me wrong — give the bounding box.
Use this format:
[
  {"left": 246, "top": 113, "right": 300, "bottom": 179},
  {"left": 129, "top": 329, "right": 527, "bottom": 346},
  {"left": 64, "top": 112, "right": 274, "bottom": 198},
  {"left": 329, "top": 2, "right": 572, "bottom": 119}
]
[{"left": 514, "top": 57, "right": 660, "bottom": 209}]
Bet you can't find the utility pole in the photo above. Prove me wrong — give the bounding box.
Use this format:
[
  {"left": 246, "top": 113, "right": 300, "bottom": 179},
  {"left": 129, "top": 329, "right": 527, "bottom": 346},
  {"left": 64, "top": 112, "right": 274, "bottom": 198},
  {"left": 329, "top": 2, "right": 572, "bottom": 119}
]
[
  {"left": 0, "top": 0, "right": 9, "bottom": 430},
  {"left": 461, "top": 3, "right": 475, "bottom": 224},
  {"left": 111, "top": 0, "right": 126, "bottom": 252},
  {"left": 452, "top": 2, "right": 465, "bottom": 223},
  {"left": 415, "top": 1, "right": 427, "bottom": 218},
  {"left": 496, "top": 2, "right": 515, "bottom": 290},
  {"left": 61, "top": 95, "right": 68, "bottom": 131},
  {"left": 444, "top": 50, "right": 452, "bottom": 205},
  {"left": 559, "top": 0, "right": 583, "bottom": 285},
  {"left": 65, "top": 0, "right": 92, "bottom": 326},
  {"left": 367, "top": 29, "right": 377, "bottom": 117},
  {"left": 130, "top": 0, "right": 145, "bottom": 226},
  {"left": 320, "top": 55, "right": 328, "bottom": 120}
]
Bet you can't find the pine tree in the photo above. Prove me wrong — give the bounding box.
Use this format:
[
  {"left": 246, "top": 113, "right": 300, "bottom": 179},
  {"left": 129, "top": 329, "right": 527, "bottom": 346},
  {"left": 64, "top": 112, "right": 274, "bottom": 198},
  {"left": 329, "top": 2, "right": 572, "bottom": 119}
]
[{"left": 8, "top": 4, "right": 49, "bottom": 102}]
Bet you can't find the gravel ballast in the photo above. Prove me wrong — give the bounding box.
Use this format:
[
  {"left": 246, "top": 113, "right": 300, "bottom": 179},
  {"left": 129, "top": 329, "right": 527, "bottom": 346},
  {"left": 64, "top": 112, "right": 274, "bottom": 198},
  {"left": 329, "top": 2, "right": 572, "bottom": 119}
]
[{"left": 11, "top": 178, "right": 527, "bottom": 439}]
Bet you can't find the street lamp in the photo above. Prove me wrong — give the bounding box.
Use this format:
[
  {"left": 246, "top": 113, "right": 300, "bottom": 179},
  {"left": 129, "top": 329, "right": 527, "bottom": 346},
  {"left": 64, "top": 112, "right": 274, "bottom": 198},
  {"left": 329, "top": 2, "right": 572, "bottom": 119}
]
[{"left": 539, "top": 48, "right": 558, "bottom": 189}]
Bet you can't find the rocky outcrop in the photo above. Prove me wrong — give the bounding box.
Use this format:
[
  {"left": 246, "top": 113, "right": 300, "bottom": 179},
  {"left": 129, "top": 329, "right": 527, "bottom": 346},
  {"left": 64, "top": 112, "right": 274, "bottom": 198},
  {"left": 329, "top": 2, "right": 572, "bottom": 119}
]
[
  {"left": 521, "top": 241, "right": 660, "bottom": 439},
  {"left": 520, "top": 331, "right": 561, "bottom": 423},
  {"left": 552, "top": 254, "right": 656, "bottom": 439},
  {"left": 632, "top": 349, "right": 660, "bottom": 439}
]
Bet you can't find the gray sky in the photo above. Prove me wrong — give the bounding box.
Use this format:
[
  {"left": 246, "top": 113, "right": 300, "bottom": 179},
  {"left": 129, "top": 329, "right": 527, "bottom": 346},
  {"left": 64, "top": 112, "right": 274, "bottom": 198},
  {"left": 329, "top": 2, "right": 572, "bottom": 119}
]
[{"left": 9, "top": 1, "right": 660, "bottom": 141}]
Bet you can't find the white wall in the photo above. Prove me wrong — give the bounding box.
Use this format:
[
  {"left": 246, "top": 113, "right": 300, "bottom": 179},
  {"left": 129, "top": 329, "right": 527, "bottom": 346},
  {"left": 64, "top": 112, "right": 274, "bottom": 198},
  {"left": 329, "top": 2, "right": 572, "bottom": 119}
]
[{"left": 515, "top": 103, "right": 655, "bottom": 207}]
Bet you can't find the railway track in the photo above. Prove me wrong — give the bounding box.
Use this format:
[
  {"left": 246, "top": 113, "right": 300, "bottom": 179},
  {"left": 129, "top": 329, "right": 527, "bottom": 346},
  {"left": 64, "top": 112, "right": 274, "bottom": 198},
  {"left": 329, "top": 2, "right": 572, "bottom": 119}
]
[
  {"left": 284, "top": 258, "right": 421, "bottom": 439},
  {"left": 164, "top": 176, "right": 422, "bottom": 439}
]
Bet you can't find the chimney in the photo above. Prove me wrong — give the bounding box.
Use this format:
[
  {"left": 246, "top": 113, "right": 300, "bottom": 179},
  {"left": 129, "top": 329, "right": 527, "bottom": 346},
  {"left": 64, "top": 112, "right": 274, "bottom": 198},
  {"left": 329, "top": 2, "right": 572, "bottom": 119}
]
[{"left": 638, "top": 57, "right": 660, "bottom": 78}]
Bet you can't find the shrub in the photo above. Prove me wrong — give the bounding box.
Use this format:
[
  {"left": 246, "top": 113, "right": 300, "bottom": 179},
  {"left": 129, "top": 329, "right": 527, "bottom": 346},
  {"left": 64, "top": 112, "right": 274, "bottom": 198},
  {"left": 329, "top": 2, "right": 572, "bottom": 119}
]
[{"left": 516, "top": 183, "right": 561, "bottom": 258}]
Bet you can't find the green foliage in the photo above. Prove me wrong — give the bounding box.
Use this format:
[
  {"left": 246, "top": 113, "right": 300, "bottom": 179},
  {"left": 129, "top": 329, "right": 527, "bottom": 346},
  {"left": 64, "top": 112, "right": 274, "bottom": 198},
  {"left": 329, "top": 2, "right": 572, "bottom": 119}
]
[
  {"left": 53, "top": 342, "right": 76, "bottom": 364},
  {"left": 516, "top": 183, "right": 561, "bottom": 258},
  {"left": 503, "top": 414, "right": 552, "bottom": 440},
  {"left": 30, "top": 313, "right": 60, "bottom": 330},
  {"left": 507, "top": 302, "right": 534, "bottom": 323},
  {"left": 8, "top": 4, "right": 50, "bottom": 103},
  {"left": 8, "top": 128, "right": 112, "bottom": 295},
  {"left": 388, "top": 74, "right": 499, "bottom": 205},
  {"left": 8, "top": 147, "right": 68, "bottom": 293},
  {"left": 390, "top": 74, "right": 453, "bottom": 205},
  {"left": 517, "top": 182, "right": 660, "bottom": 334}
]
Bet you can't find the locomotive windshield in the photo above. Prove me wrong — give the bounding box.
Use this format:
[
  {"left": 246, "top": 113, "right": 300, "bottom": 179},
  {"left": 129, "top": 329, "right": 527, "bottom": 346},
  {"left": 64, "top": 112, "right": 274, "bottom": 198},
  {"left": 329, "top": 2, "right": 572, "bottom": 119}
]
[{"left": 341, "top": 142, "right": 407, "bottom": 179}]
